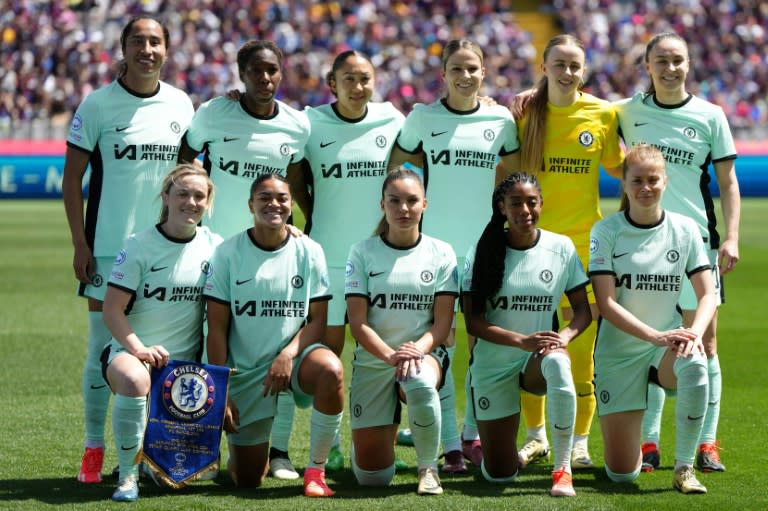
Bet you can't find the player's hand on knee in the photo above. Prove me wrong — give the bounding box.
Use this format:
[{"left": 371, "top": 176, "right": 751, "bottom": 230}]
[
  {"left": 224, "top": 398, "right": 240, "bottom": 433},
  {"left": 136, "top": 345, "right": 169, "bottom": 368}
]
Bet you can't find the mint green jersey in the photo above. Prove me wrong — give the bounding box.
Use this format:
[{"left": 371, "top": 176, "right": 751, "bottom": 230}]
[
  {"left": 67, "top": 80, "right": 194, "bottom": 257},
  {"left": 304, "top": 102, "right": 404, "bottom": 266},
  {"left": 395, "top": 99, "right": 519, "bottom": 257},
  {"left": 463, "top": 230, "right": 588, "bottom": 364},
  {"left": 615, "top": 93, "right": 737, "bottom": 248},
  {"left": 204, "top": 231, "right": 330, "bottom": 382},
  {"left": 589, "top": 210, "right": 710, "bottom": 361},
  {"left": 345, "top": 234, "right": 458, "bottom": 369},
  {"left": 184, "top": 98, "right": 310, "bottom": 239},
  {"left": 107, "top": 225, "right": 221, "bottom": 362}
]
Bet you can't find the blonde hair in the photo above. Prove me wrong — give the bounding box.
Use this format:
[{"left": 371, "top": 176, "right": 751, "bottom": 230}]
[
  {"left": 619, "top": 144, "right": 666, "bottom": 211},
  {"left": 520, "top": 35, "right": 585, "bottom": 173},
  {"left": 158, "top": 164, "right": 215, "bottom": 223}
]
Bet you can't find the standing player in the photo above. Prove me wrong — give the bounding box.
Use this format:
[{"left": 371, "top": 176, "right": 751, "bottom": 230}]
[
  {"left": 292, "top": 50, "right": 404, "bottom": 470},
  {"left": 346, "top": 168, "right": 458, "bottom": 495},
  {"left": 463, "top": 172, "right": 590, "bottom": 497},
  {"left": 388, "top": 39, "right": 520, "bottom": 471},
  {"left": 101, "top": 165, "right": 220, "bottom": 502},
  {"left": 177, "top": 39, "right": 310, "bottom": 240},
  {"left": 589, "top": 144, "right": 716, "bottom": 494},
  {"left": 62, "top": 15, "right": 194, "bottom": 484},
  {"left": 178, "top": 40, "right": 311, "bottom": 479},
  {"left": 204, "top": 173, "right": 343, "bottom": 497},
  {"left": 615, "top": 32, "right": 740, "bottom": 473},
  {"left": 515, "top": 35, "right": 624, "bottom": 470}
]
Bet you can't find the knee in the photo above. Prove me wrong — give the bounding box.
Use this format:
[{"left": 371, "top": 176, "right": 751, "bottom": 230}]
[
  {"left": 673, "top": 354, "right": 707, "bottom": 386},
  {"left": 304, "top": 348, "right": 343, "bottom": 388},
  {"left": 109, "top": 365, "right": 150, "bottom": 396},
  {"left": 315, "top": 354, "right": 345, "bottom": 393},
  {"left": 541, "top": 351, "right": 573, "bottom": 387}
]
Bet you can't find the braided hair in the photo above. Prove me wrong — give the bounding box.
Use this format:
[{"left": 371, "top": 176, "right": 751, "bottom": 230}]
[{"left": 471, "top": 172, "right": 541, "bottom": 314}]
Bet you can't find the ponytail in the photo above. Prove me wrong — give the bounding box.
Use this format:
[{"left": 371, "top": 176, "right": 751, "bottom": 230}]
[{"left": 519, "top": 76, "right": 549, "bottom": 174}]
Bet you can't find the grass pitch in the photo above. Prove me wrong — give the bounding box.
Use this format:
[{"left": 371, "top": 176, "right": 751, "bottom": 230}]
[{"left": 0, "top": 198, "right": 765, "bottom": 510}]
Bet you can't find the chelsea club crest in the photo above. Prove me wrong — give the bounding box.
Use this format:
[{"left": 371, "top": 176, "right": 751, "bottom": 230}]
[{"left": 162, "top": 364, "right": 216, "bottom": 421}]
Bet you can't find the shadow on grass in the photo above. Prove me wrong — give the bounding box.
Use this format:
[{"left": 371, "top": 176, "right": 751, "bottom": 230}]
[{"left": 0, "top": 464, "right": 672, "bottom": 504}]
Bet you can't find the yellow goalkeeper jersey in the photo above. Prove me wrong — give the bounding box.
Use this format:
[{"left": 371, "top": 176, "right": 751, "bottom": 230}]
[{"left": 519, "top": 92, "right": 624, "bottom": 251}]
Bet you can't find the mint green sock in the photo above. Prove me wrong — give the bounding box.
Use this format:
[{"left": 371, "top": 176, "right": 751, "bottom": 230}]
[
  {"left": 402, "top": 365, "right": 441, "bottom": 469},
  {"left": 270, "top": 391, "right": 296, "bottom": 452},
  {"left": 82, "top": 311, "right": 112, "bottom": 445},
  {"left": 699, "top": 355, "right": 721, "bottom": 444},
  {"left": 113, "top": 394, "right": 147, "bottom": 479},
  {"left": 673, "top": 355, "right": 707, "bottom": 465},
  {"left": 541, "top": 352, "right": 575, "bottom": 470},
  {"left": 308, "top": 408, "right": 343, "bottom": 468},
  {"left": 641, "top": 383, "right": 665, "bottom": 446},
  {"left": 462, "top": 369, "right": 479, "bottom": 439},
  {"left": 439, "top": 346, "right": 461, "bottom": 452}
]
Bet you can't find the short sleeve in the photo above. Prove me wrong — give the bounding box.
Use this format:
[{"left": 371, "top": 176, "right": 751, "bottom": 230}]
[
  {"left": 685, "top": 220, "right": 711, "bottom": 275},
  {"left": 461, "top": 245, "right": 477, "bottom": 293},
  {"left": 601, "top": 105, "right": 625, "bottom": 169},
  {"left": 344, "top": 242, "right": 369, "bottom": 298},
  {"left": 183, "top": 100, "right": 213, "bottom": 153},
  {"left": 204, "top": 242, "right": 231, "bottom": 304},
  {"left": 563, "top": 237, "right": 589, "bottom": 292},
  {"left": 501, "top": 113, "right": 520, "bottom": 155},
  {"left": 395, "top": 108, "right": 423, "bottom": 154},
  {"left": 588, "top": 219, "right": 615, "bottom": 276},
  {"left": 67, "top": 94, "right": 101, "bottom": 153},
  {"left": 434, "top": 243, "right": 459, "bottom": 295},
  {"left": 308, "top": 240, "right": 330, "bottom": 300},
  {"left": 108, "top": 235, "right": 142, "bottom": 294}
]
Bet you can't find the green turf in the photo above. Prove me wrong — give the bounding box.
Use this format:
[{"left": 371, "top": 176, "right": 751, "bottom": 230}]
[{"left": 0, "top": 198, "right": 765, "bottom": 510}]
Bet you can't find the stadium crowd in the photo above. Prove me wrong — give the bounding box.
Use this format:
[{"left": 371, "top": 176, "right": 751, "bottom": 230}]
[
  {"left": 0, "top": 0, "right": 765, "bottom": 140},
  {"left": 553, "top": 0, "right": 768, "bottom": 138}
]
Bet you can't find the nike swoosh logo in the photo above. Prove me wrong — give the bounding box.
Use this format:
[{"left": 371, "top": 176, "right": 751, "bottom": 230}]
[
  {"left": 89, "top": 384, "right": 107, "bottom": 390},
  {"left": 634, "top": 122, "right": 648, "bottom": 127},
  {"left": 612, "top": 253, "right": 629, "bottom": 259},
  {"left": 320, "top": 141, "right": 336, "bottom": 148},
  {"left": 708, "top": 401, "right": 719, "bottom": 406},
  {"left": 431, "top": 131, "right": 447, "bottom": 137},
  {"left": 120, "top": 444, "right": 138, "bottom": 451},
  {"left": 577, "top": 392, "right": 593, "bottom": 397},
  {"left": 553, "top": 424, "right": 571, "bottom": 430},
  {"left": 116, "top": 126, "right": 129, "bottom": 132},
  {"left": 236, "top": 278, "right": 253, "bottom": 285},
  {"left": 368, "top": 271, "right": 385, "bottom": 277},
  {"left": 687, "top": 414, "right": 704, "bottom": 421},
  {"left": 150, "top": 265, "right": 168, "bottom": 272},
  {"left": 413, "top": 420, "right": 434, "bottom": 428},
  {"left": 223, "top": 137, "right": 239, "bottom": 142}
]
